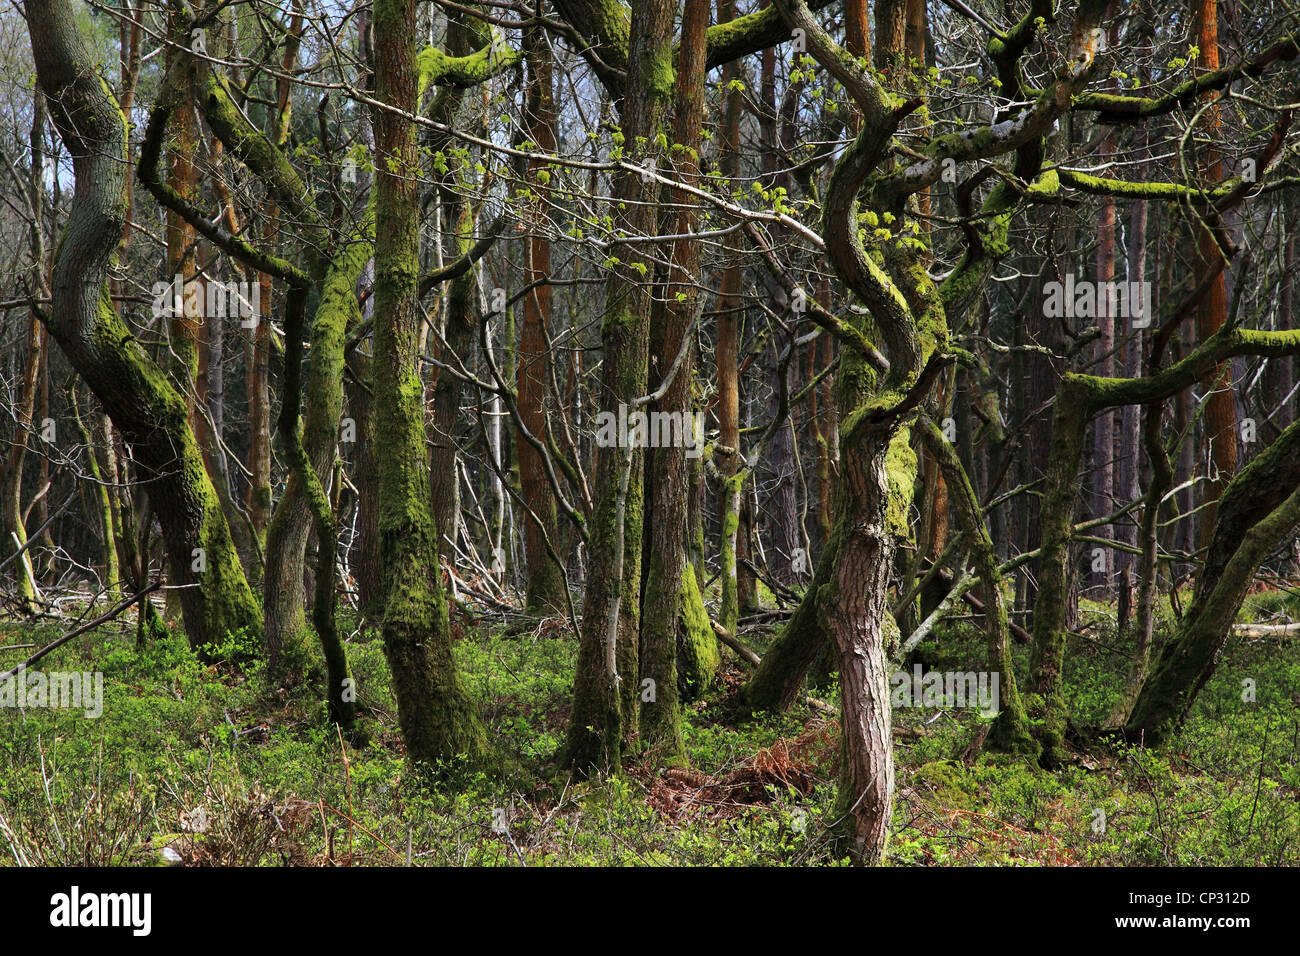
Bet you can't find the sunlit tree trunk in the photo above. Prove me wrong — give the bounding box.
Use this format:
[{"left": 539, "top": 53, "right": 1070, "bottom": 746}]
[
  {"left": 518, "top": 19, "right": 567, "bottom": 613},
  {"left": 370, "top": 0, "right": 489, "bottom": 766}
]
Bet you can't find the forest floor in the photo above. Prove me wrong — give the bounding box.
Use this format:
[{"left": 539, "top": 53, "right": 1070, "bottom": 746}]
[{"left": 1, "top": 583, "right": 1297, "bottom": 866}]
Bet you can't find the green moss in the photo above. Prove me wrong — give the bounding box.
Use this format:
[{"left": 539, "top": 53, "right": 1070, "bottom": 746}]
[
  {"left": 704, "top": 4, "right": 781, "bottom": 67},
  {"left": 646, "top": 40, "right": 676, "bottom": 99},
  {"left": 1059, "top": 167, "right": 1233, "bottom": 200},
  {"left": 885, "top": 426, "right": 918, "bottom": 539},
  {"left": 418, "top": 32, "right": 520, "bottom": 92},
  {"left": 678, "top": 563, "right": 720, "bottom": 698},
  {"left": 87, "top": 292, "right": 262, "bottom": 653},
  {"left": 913, "top": 760, "right": 980, "bottom": 811}
]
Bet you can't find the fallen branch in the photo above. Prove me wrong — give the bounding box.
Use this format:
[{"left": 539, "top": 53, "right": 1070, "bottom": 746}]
[
  {"left": 1233, "top": 621, "right": 1300, "bottom": 639},
  {"left": 711, "top": 619, "right": 761, "bottom": 665},
  {"left": 711, "top": 619, "right": 835, "bottom": 713},
  {"left": 0, "top": 582, "right": 161, "bottom": 681}
]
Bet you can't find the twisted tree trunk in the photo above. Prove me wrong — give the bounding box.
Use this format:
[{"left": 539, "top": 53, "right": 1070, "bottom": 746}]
[{"left": 27, "top": 0, "right": 261, "bottom": 652}]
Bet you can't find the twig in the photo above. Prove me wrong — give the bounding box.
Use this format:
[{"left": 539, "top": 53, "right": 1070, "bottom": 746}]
[{"left": 1, "top": 582, "right": 161, "bottom": 681}]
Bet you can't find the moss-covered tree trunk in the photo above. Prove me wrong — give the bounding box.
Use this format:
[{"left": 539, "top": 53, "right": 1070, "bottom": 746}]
[
  {"left": 562, "top": 0, "right": 678, "bottom": 775},
  {"left": 28, "top": 0, "right": 261, "bottom": 653},
  {"left": 265, "top": 210, "right": 371, "bottom": 674},
  {"left": 1126, "top": 417, "right": 1300, "bottom": 744},
  {"left": 277, "top": 254, "right": 361, "bottom": 729},
  {"left": 370, "top": 0, "right": 488, "bottom": 767},
  {"left": 1026, "top": 379, "right": 1090, "bottom": 765},
  {"left": 638, "top": 0, "right": 714, "bottom": 763}
]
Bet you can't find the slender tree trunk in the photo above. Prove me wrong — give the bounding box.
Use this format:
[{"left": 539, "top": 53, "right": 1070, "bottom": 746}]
[
  {"left": 1268, "top": 212, "right": 1295, "bottom": 432},
  {"left": 1091, "top": 125, "right": 1117, "bottom": 592},
  {"left": 1115, "top": 198, "right": 1149, "bottom": 644},
  {"left": 518, "top": 22, "right": 567, "bottom": 613},
  {"left": 716, "top": 0, "right": 745, "bottom": 635},
  {"left": 70, "top": 388, "right": 120, "bottom": 597},
  {"left": 3, "top": 97, "right": 47, "bottom": 610},
  {"left": 3, "top": 314, "right": 44, "bottom": 611},
  {"left": 248, "top": 267, "right": 273, "bottom": 540},
  {"left": 817, "top": 308, "right": 837, "bottom": 550},
  {"left": 429, "top": 254, "right": 473, "bottom": 551},
  {"left": 370, "top": 0, "right": 488, "bottom": 767},
  {"left": 563, "top": 0, "right": 678, "bottom": 775},
  {"left": 1191, "top": 0, "right": 1237, "bottom": 546}
]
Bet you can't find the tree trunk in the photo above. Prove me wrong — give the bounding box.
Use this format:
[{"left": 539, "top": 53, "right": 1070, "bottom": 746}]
[
  {"left": 639, "top": 0, "right": 713, "bottom": 763},
  {"left": 370, "top": 0, "right": 488, "bottom": 767},
  {"left": 1191, "top": 0, "right": 1237, "bottom": 546},
  {"left": 265, "top": 218, "right": 371, "bottom": 673},
  {"left": 1090, "top": 125, "right": 1117, "bottom": 592},
  {"left": 518, "top": 21, "right": 567, "bottom": 613},
  {"left": 28, "top": 0, "right": 261, "bottom": 651},
  {"left": 563, "top": 0, "right": 678, "bottom": 775},
  {"left": 827, "top": 422, "right": 896, "bottom": 866},
  {"left": 716, "top": 0, "right": 745, "bottom": 635}
]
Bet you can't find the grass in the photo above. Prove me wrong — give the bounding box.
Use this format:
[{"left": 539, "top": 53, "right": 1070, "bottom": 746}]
[{"left": 0, "top": 586, "right": 1296, "bottom": 866}]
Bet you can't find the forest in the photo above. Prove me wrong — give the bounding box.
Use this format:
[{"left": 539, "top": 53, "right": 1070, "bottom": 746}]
[{"left": 0, "top": 0, "right": 1298, "bottom": 870}]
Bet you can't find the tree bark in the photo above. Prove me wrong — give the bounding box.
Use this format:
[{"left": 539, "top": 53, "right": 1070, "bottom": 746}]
[
  {"left": 562, "top": 0, "right": 678, "bottom": 774},
  {"left": 518, "top": 21, "right": 567, "bottom": 613},
  {"left": 1191, "top": 0, "right": 1237, "bottom": 546},
  {"left": 28, "top": 0, "right": 261, "bottom": 652},
  {"left": 370, "top": 0, "right": 488, "bottom": 766}
]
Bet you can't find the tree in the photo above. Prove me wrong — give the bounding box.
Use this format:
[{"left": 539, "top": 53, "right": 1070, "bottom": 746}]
[
  {"left": 369, "top": 0, "right": 490, "bottom": 766},
  {"left": 28, "top": 0, "right": 262, "bottom": 653},
  {"left": 562, "top": 0, "right": 680, "bottom": 775}
]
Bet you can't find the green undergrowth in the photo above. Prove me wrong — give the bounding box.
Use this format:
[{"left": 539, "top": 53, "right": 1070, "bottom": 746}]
[{"left": 0, "top": 586, "right": 1295, "bottom": 866}]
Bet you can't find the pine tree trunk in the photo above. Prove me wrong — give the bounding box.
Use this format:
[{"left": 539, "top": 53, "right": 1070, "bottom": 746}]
[{"left": 1191, "top": 0, "right": 1237, "bottom": 546}]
